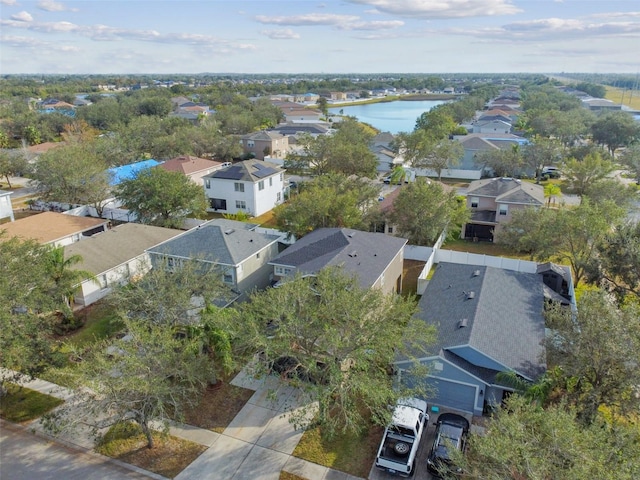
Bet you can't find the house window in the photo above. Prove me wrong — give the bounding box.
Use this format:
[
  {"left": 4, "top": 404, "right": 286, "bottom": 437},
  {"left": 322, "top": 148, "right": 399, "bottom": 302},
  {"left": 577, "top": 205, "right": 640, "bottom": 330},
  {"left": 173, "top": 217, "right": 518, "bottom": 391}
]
[
  {"left": 258, "top": 180, "right": 265, "bottom": 191},
  {"left": 276, "top": 192, "right": 282, "bottom": 202},
  {"left": 388, "top": 226, "right": 394, "bottom": 234},
  {"left": 280, "top": 173, "right": 283, "bottom": 181},
  {"left": 269, "top": 177, "right": 273, "bottom": 187},
  {"left": 223, "top": 271, "right": 234, "bottom": 284},
  {"left": 247, "top": 140, "right": 254, "bottom": 148},
  {"left": 205, "top": 179, "right": 210, "bottom": 189},
  {"left": 499, "top": 204, "right": 508, "bottom": 216},
  {"left": 234, "top": 182, "right": 244, "bottom": 192},
  {"left": 471, "top": 197, "right": 479, "bottom": 208},
  {"left": 256, "top": 252, "right": 260, "bottom": 259},
  {"left": 275, "top": 266, "right": 292, "bottom": 276},
  {"left": 236, "top": 200, "right": 246, "bottom": 210}
]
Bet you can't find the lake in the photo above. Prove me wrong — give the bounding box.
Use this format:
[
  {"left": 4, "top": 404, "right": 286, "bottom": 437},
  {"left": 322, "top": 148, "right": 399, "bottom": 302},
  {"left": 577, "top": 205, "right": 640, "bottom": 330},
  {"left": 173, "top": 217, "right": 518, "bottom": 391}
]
[{"left": 328, "top": 100, "right": 447, "bottom": 134}]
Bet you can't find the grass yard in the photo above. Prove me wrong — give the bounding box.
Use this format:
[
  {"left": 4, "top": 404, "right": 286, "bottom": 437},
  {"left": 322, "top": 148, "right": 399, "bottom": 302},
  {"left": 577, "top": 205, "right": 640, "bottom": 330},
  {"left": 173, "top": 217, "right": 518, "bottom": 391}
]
[
  {"left": 251, "top": 209, "right": 279, "bottom": 228},
  {"left": 605, "top": 86, "right": 640, "bottom": 110},
  {"left": 402, "top": 259, "right": 426, "bottom": 296},
  {"left": 63, "top": 300, "right": 123, "bottom": 349},
  {"left": 280, "top": 472, "right": 308, "bottom": 480},
  {"left": 0, "top": 383, "right": 64, "bottom": 423},
  {"left": 96, "top": 422, "right": 206, "bottom": 479},
  {"left": 292, "top": 424, "right": 384, "bottom": 478},
  {"left": 182, "top": 377, "right": 254, "bottom": 433}
]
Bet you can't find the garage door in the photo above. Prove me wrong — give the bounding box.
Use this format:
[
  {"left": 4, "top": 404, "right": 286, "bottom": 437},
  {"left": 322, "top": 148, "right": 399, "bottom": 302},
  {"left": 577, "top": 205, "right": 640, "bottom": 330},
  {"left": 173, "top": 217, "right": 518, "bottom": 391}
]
[{"left": 426, "top": 378, "right": 476, "bottom": 414}]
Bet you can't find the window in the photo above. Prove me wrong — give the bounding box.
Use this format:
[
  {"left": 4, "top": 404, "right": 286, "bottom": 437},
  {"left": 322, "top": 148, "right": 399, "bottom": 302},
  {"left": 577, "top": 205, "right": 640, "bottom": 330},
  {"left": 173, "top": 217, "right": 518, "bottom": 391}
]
[
  {"left": 258, "top": 180, "right": 265, "bottom": 191},
  {"left": 499, "top": 204, "right": 508, "bottom": 216},
  {"left": 388, "top": 226, "right": 394, "bottom": 234},
  {"left": 280, "top": 173, "right": 283, "bottom": 181},
  {"left": 234, "top": 182, "right": 244, "bottom": 192},
  {"left": 100, "top": 274, "right": 108, "bottom": 289},
  {"left": 276, "top": 192, "right": 281, "bottom": 202},
  {"left": 205, "top": 179, "right": 210, "bottom": 189},
  {"left": 470, "top": 197, "right": 479, "bottom": 208},
  {"left": 275, "top": 266, "right": 292, "bottom": 276},
  {"left": 256, "top": 252, "right": 260, "bottom": 259},
  {"left": 247, "top": 140, "right": 254, "bottom": 148},
  {"left": 269, "top": 177, "right": 273, "bottom": 187},
  {"left": 235, "top": 200, "right": 247, "bottom": 210},
  {"left": 223, "top": 271, "right": 234, "bottom": 284}
]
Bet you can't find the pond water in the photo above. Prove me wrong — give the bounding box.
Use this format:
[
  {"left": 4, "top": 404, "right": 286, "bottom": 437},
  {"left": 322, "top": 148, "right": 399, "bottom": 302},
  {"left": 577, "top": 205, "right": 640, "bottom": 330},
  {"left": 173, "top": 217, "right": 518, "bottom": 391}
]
[{"left": 328, "top": 100, "right": 446, "bottom": 134}]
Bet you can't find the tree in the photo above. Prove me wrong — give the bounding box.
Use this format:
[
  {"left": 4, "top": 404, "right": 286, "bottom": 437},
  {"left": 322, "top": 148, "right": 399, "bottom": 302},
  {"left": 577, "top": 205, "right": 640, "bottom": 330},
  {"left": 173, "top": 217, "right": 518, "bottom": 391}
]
[
  {"left": 0, "top": 235, "right": 65, "bottom": 395},
  {"left": 241, "top": 268, "right": 435, "bottom": 436},
  {"left": 591, "top": 221, "right": 640, "bottom": 299},
  {"left": 545, "top": 290, "right": 640, "bottom": 425},
  {"left": 500, "top": 199, "right": 625, "bottom": 286},
  {"left": 414, "top": 108, "right": 456, "bottom": 141},
  {"left": 45, "top": 246, "right": 94, "bottom": 315},
  {"left": 23, "top": 125, "right": 41, "bottom": 145},
  {"left": 562, "top": 152, "right": 615, "bottom": 196},
  {"left": 48, "top": 318, "right": 213, "bottom": 449},
  {"left": 115, "top": 168, "right": 207, "bottom": 228},
  {"left": 273, "top": 174, "right": 379, "bottom": 238},
  {"left": 591, "top": 111, "right": 640, "bottom": 155},
  {"left": 0, "top": 150, "right": 27, "bottom": 188},
  {"left": 476, "top": 144, "right": 524, "bottom": 178},
  {"left": 396, "top": 130, "right": 463, "bottom": 180},
  {"left": 108, "top": 257, "right": 232, "bottom": 327},
  {"left": 284, "top": 118, "right": 378, "bottom": 178},
  {"left": 389, "top": 179, "right": 469, "bottom": 246},
  {"left": 620, "top": 142, "right": 640, "bottom": 184},
  {"left": 459, "top": 395, "right": 640, "bottom": 480},
  {"left": 543, "top": 182, "right": 562, "bottom": 206},
  {"left": 316, "top": 97, "right": 329, "bottom": 118},
  {"left": 31, "top": 142, "right": 112, "bottom": 209},
  {"left": 522, "top": 137, "right": 562, "bottom": 182}
]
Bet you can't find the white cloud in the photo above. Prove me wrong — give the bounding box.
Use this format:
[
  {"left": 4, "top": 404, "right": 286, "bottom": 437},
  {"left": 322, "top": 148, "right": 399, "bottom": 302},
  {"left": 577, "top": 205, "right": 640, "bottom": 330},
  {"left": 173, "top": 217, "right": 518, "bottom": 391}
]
[
  {"left": 339, "top": 20, "right": 404, "bottom": 30},
  {"left": 260, "top": 29, "right": 300, "bottom": 39},
  {"left": 254, "top": 13, "right": 360, "bottom": 26},
  {"left": 345, "top": 0, "right": 521, "bottom": 18},
  {"left": 1, "top": 0, "right": 18, "bottom": 5},
  {"left": 1, "top": 34, "right": 80, "bottom": 51},
  {"left": 11, "top": 11, "right": 33, "bottom": 22},
  {"left": 37, "top": 0, "right": 77, "bottom": 12}
]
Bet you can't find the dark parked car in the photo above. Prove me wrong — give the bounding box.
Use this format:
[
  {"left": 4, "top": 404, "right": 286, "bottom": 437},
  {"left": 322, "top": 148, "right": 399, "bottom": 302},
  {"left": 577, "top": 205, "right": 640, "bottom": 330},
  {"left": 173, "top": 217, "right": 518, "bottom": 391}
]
[{"left": 426, "top": 413, "right": 470, "bottom": 477}]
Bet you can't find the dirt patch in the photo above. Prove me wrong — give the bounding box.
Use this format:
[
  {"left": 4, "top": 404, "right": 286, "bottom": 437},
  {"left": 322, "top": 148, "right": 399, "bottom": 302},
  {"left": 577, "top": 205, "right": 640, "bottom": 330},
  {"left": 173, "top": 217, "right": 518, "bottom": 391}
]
[
  {"left": 402, "top": 259, "right": 427, "bottom": 296},
  {"left": 183, "top": 379, "right": 254, "bottom": 433}
]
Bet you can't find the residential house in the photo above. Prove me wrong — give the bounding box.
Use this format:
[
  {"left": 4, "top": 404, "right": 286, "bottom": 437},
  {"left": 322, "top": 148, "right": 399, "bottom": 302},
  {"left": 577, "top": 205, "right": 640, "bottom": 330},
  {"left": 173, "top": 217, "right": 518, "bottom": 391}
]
[
  {"left": 471, "top": 119, "right": 512, "bottom": 134},
  {"left": 463, "top": 177, "right": 544, "bottom": 242},
  {"left": 203, "top": 159, "right": 285, "bottom": 217},
  {"left": 454, "top": 133, "right": 529, "bottom": 179},
  {"left": 0, "top": 211, "right": 107, "bottom": 247},
  {"left": 157, "top": 155, "right": 224, "bottom": 186},
  {"left": 146, "top": 219, "right": 285, "bottom": 298},
  {"left": 108, "top": 159, "right": 161, "bottom": 186},
  {"left": 370, "top": 132, "right": 404, "bottom": 173},
  {"left": 269, "top": 228, "right": 408, "bottom": 295},
  {"left": 328, "top": 92, "right": 348, "bottom": 101},
  {"left": 394, "top": 261, "right": 572, "bottom": 416},
  {"left": 37, "top": 98, "right": 76, "bottom": 117},
  {"left": 65, "top": 223, "right": 182, "bottom": 307},
  {"left": 241, "top": 131, "right": 289, "bottom": 160},
  {"left": 282, "top": 109, "right": 323, "bottom": 124},
  {"left": 0, "top": 190, "right": 14, "bottom": 223}
]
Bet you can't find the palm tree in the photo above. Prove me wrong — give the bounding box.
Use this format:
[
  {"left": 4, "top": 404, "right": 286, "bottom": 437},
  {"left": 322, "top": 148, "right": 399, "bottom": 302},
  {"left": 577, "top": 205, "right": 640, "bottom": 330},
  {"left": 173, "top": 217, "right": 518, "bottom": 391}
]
[
  {"left": 544, "top": 183, "right": 562, "bottom": 206},
  {"left": 45, "top": 246, "right": 95, "bottom": 316},
  {"left": 388, "top": 165, "right": 408, "bottom": 185}
]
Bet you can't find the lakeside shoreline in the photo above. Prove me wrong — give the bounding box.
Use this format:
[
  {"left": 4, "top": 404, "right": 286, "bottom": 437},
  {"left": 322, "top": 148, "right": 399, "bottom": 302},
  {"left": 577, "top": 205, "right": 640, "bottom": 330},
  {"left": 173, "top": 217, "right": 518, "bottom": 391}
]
[{"left": 325, "top": 93, "right": 458, "bottom": 108}]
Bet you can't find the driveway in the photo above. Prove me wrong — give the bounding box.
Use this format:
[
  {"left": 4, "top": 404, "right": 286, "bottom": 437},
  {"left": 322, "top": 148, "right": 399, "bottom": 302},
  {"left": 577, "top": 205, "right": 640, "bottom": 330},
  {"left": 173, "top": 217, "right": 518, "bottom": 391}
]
[{"left": 0, "top": 420, "right": 157, "bottom": 480}]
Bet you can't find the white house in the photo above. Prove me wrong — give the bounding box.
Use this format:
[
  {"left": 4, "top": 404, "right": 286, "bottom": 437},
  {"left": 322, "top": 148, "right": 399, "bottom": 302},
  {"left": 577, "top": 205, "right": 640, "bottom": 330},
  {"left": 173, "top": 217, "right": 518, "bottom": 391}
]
[
  {"left": 65, "top": 223, "right": 183, "bottom": 307},
  {"left": 203, "top": 159, "right": 286, "bottom": 217},
  {"left": 0, "top": 212, "right": 107, "bottom": 247},
  {"left": 0, "top": 190, "right": 14, "bottom": 223}
]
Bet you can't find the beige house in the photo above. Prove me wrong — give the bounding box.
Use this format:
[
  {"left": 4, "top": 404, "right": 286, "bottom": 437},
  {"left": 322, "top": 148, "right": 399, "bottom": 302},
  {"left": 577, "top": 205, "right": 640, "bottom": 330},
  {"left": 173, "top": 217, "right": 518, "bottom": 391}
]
[
  {"left": 157, "top": 155, "right": 225, "bottom": 186},
  {"left": 65, "top": 223, "right": 183, "bottom": 307},
  {"left": 241, "top": 131, "right": 289, "bottom": 160},
  {"left": 463, "top": 177, "right": 544, "bottom": 242},
  {"left": 0, "top": 190, "right": 14, "bottom": 223}
]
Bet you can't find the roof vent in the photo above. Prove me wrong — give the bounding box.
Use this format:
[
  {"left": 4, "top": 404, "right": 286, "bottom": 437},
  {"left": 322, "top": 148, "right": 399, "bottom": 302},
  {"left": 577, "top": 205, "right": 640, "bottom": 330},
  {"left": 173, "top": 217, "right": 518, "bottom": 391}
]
[
  {"left": 348, "top": 250, "right": 358, "bottom": 257},
  {"left": 224, "top": 229, "right": 235, "bottom": 235},
  {"left": 347, "top": 232, "right": 356, "bottom": 238},
  {"left": 472, "top": 270, "right": 480, "bottom": 277},
  {"left": 457, "top": 318, "right": 468, "bottom": 329},
  {"left": 467, "top": 291, "right": 475, "bottom": 300}
]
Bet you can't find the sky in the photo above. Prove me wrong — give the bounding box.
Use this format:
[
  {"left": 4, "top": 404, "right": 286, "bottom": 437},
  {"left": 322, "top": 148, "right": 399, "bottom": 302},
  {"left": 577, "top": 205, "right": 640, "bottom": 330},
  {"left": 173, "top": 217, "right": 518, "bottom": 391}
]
[{"left": 0, "top": 0, "right": 639, "bottom": 75}]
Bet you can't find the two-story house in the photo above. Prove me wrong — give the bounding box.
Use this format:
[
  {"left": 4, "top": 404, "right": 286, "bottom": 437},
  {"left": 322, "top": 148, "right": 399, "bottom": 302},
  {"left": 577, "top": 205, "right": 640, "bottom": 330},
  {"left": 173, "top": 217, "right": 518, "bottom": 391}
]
[
  {"left": 463, "top": 177, "right": 544, "bottom": 242},
  {"left": 203, "top": 160, "right": 285, "bottom": 217},
  {"left": 156, "top": 155, "right": 225, "bottom": 186},
  {"left": 240, "top": 131, "right": 289, "bottom": 160},
  {"left": 269, "top": 228, "right": 408, "bottom": 295}
]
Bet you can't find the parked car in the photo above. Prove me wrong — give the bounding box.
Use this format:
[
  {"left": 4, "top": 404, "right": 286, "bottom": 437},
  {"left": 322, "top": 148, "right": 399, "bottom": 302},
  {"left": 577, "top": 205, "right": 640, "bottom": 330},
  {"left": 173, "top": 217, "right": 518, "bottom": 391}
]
[
  {"left": 426, "top": 413, "right": 469, "bottom": 477},
  {"left": 541, "top": 166, "right": 561, "bottom": 178}
]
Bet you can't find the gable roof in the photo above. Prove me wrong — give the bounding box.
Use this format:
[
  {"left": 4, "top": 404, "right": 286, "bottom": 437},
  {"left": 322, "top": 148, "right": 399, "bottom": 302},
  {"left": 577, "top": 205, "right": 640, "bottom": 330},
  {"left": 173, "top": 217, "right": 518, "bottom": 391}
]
[
  {"left": 269, "top": 124, "right": 329, "bottom": 136},
  {"left": 270, "top": 228, "right": 407, "bottom": 289},
  {"left": 0, "top": 212, "right": 107, "bottom": 245},
  {"left": 467, "top": 177, "right": 544, "bottom": 205},
  {"left": 458, "top": 136, "right": 500, "bottom": 151},
  {"left": 158, "top": 156, "right": 223, "bottom": 175},
  {"left": 65, "top": 223, "right": 182, "bottom": 275},
  {"left": 413, "top": 262, "right": 546, "bottom": 380},
  {"left": 206, "top": 159, "right": 284, "bottom": 183},
  {"left": 146, "top": 218, "right": 282, "bottom": 266},
  {"left": 242, "top": 131, "right": 285, "bottom": 141},
  {"left": 108, "top": 159, "right": 161, "bottom": 185}
]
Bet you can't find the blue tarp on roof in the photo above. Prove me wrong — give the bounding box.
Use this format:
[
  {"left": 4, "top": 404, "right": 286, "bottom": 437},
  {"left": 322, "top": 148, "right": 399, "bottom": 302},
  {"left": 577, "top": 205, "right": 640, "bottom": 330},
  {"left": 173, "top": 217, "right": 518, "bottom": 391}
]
[{"left": 108, "top": 159, "right": 160, "bottom": 185}]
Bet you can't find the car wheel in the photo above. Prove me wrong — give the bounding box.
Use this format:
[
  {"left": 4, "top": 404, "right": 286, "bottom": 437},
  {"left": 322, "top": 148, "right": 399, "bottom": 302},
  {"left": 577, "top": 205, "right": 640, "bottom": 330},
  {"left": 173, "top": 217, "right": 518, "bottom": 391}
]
[{"left": 394, "top": 441, "right": 410, "bottom": 455}]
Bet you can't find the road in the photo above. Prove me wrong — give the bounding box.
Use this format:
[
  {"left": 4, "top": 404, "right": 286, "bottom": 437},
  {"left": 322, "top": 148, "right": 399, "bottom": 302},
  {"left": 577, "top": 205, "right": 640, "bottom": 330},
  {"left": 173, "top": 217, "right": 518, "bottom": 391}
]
[{"left": 0, "top": 421, "right": 155, "bottom": 480}]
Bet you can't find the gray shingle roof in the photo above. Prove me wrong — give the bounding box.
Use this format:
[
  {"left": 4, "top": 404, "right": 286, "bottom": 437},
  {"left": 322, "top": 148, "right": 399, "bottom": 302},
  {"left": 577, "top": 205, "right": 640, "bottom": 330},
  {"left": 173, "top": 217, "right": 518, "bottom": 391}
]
[
  {"left": 147, "top": 219, "right": 282, "bottom": 266},
  {"left": 467, "top": 177, "right": 544, "bottom": 205},
  {"left": 413, "top": 262, "right": 546, "bottom": 380},
  {"left": 270, "top": 228, "right": 407, "bottom": 289}
]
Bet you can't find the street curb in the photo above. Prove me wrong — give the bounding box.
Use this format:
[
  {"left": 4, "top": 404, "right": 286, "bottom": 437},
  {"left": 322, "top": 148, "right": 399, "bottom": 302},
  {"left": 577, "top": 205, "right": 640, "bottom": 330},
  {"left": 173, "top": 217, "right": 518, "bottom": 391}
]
[{"left": 0, "top": 418, "right": 168, "bottom": 480}]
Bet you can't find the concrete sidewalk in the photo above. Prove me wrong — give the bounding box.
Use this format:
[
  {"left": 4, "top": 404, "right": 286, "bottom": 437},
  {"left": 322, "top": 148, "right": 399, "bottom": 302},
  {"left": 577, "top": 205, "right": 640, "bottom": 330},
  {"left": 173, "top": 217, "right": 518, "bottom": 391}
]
[{"left": 3, "top": 368, "right": 364, "bottom": 480}]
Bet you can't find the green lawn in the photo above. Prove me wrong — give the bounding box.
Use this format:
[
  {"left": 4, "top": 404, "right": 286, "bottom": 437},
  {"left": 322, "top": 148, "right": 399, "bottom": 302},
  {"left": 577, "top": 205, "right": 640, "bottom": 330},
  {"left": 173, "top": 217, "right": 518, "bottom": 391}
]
[
  {"left": 0, "top": 383, "right": 64, "bottom": 423},
  {"left": 64, "top": 301, "right": 123, "bottom": 349},
  {"left": 442, "top": 238, "right": 532, "bottom": 260}
]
